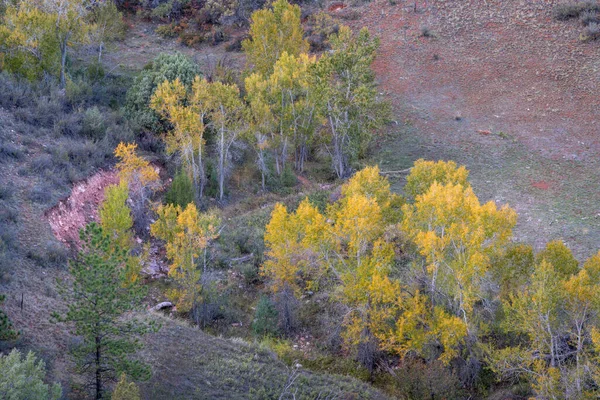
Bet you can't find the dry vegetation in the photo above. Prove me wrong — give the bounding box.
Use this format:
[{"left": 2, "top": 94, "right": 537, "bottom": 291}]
[{"left": 2, "top": 0, "right": 600, "bottom": 399}]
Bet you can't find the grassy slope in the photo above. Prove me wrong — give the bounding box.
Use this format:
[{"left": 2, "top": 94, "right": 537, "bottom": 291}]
[{"left": 140, "top": 314, "right": 388, "bottom": 400}]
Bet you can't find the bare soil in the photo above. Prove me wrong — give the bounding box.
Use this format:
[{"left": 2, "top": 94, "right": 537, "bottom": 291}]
[
  {"left": 45, "top": 170, "right": 119, "bottom": 245},
  {"left": 352, "top": 0, "right": 600, "bottom": 259}
]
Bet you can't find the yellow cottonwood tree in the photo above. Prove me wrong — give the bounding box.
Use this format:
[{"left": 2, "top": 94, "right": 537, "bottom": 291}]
[
  {"left": 404, "top": 158, "right": 469, "bottom": 199},
  {"left": 245, "top": 52, "right": 318, "bottom": 176},
  {"left": 402, "top": 180, "right": 517, "bottom": 329},
  {"left": 151, "top": 77, "right": 208, "bottom": 198},
  {"left": 99, "top": 180, "right": 133, "bottom": 251},
  {"left": 114, "top": 142, "right": 160, "bottom": 234},
  {"left": 151, "top": 203, "right": 220, "bottom": 323},
  {"left": 263, "top": 199, "right": 329, "bottom": 294},
  {"left": 0, "top": 0, "right": 95, "bottom": 86},
  {"left": 242, "top": 0, "right": 308, "bottom": 77},
  {"left": 152, "top": 77, "right": 245, "bottom": 201}
]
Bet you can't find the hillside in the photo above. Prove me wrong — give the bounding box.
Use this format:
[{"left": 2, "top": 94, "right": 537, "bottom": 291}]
[{"left": 1, "top": 0, "right": 600, "bottom": 399}]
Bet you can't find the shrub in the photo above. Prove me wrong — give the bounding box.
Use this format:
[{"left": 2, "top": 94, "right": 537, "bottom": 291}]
[
  {"left": 53, "top": 112, "right": 84, "bottom": 137},
  {"left": 386, "top": 358, "right": 465, "bottom": 400},
  {"left": 124, "top": 52, "right": 201, "bottom": 133},
  {"left": 0, "top": 142, "right": 24, "bottom": 162},
  {"left": 156, "top": 23, "right": 180, "bottom": 38},
  {"left": 580, "top": 9, "right": 599, "bottom": 25},
  {"left": 178, "top": 32, "right": 205, "bottom": 47},
  {"left": 65, "top": 77, "right": 93, "bottom": 105},
  {"left": 27, "top": 184, "right": 53, "bottom": 204},
  {"left": 82, "top": 106, "right": 107, "bottom": 139},
  {"left": 0, "top": 349, "right": 62, "bottom": 400},
  {"left": 0, "top": 73, "right": 34, "bottom": 108},
  {"left": 252, "top": 295, "right": 280, "bottom": 337},
  {"left": 225, "top": 35, "right": 246, "bottom": 52},
  {"left": 0, "top": 186, "right": 14, "bottom": 201},
  {"left": 166, "top": 169, "right": 195, "bottom": 208},
  {"left": 44, "top": 240, "right": 69, "bottom": 267},
  {"left": 585, "top": 21, "right": 600, "bottom": 39},
  {"left": 112, "top": 373, "right": 141, "bottom": 400},
  {"left": 554, "top": 1, "right": 600, "bottom": 20}
]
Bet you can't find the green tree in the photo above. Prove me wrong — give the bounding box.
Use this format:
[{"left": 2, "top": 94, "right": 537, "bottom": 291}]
[
  {"left": 0, "top": 0, "right": 95, "bottom": 86},
  {"left": 125, "top": 52, "right": 200, "bottom": 133},
  {"left": 245, "top": 52, "right": 319, "bottom": 176},
  {"left": 54, "top": 223, "right": 155, "bottom": 400},
  {"left": 242, "top": 0, "right": 308, "bottom": 77},
  {"left": 536, "top": 239, "right": 579, "bottom": 278},
  {"left": 0, "top": 5, "right": 58, "bottom": 81},
  {"left": 252, "top": 295, "right": 280, "bottom": 337},
  {"left": 166, "top": 169, "right": 194, "bottom": 208},
  {"left": 0, "top": 349, "right": 61, "bottom": 400},
  {"left": 99, "top": 180, "right": 133, "bottom": 251},
  {"left": 0, "top": 293, "right": 18, "bottom": 340},
  {"left": 88, "top": 1, "right": 127, "bottom": 63},
  {"left": 313, "top": 26, "right": 390, "bottom": 178}
]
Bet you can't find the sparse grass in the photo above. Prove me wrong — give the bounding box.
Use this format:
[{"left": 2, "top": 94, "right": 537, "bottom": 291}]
[
  {"left": 138, "top": 313, "right": 389, "bottom": 400},
  {"left": 554, "top": 1, "right": 600, "bottom": 40},
  {"left": 0, "top": 142, "right": 24, "bottom": 163},
  {"left": 554, "top": 1, "right": 600, "bottom": 21}
]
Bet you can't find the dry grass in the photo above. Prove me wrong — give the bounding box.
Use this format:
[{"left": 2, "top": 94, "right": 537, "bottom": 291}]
[{"left": 138, "top": 313, "right": 389, "bottom": 400}]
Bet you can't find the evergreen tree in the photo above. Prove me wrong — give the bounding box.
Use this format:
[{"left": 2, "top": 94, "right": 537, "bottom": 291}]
[
  {"left": 54, "top": 223, "right": 156, "bottom": 400},
  {"left": 0, "top": 349, "right": 61, "bottom": 400},
  {"left": 166, "top": 169, "right": 194, "bottom": 208},
  {"left": 0, "top": 293, "right": 17, "bottom": 341}
]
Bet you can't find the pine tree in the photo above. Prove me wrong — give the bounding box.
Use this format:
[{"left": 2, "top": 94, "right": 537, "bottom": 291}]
[
  {"left": 0, "top": 293, "right": 17, "bottom": 341},
  {"left": 0, "top": 349, "right": 61, "bottom": 400},
  {"left": 54, "top": 223, "right": 156, "bottom": 400},
  {"left": 165, "top": 169, "right": 194, "bottom": 208}
]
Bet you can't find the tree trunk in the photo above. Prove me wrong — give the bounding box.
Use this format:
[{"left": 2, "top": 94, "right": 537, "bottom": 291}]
[
  {"left": 219, "top": 129, "right": 225, "bottom": 201},
  {"left": 95, "top": 334, "right": 102, "bottom": 399},
  {"left": 60, "top": 38, "right": 68, "bottom": 89}
]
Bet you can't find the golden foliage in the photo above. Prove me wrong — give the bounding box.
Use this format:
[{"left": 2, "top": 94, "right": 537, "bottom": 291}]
[
  {"left": 151, "top": 203, "right": 220, "bottom": 312},
  {"left": 242, "top": 0, "right": 308, "bottom": 76},
  {"left": 114, "top": 142, "right": 159, "bottom": 188}
]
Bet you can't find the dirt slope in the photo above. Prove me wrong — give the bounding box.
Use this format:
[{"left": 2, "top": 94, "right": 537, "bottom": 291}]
[{"left": 354, "top": 0, "right": 600, "bottom": 259}]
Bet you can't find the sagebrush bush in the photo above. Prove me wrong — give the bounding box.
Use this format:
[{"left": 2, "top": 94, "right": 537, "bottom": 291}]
[
  {"left": 580, "top": 10, "right": 599, "bottom": 25},
  {"left": 27, "top": 184, "right": 53, "bottom": 204},
  {"left": 0, "top": 187, "right": 13, "bottom": 201},
  {"left": 82, "top": 106, "right": 107, "bottom": 139},
  {"left": 554, "top": 1, "right": 600, "bottom": 20},
  {"left": 586, "top": 21, "right": 600, "bottom": 39},
  {"left": 0, "top": 73, "right": 34, "bottom": 109},
  {"left": 0, "top": 142, "right": 24, "bottom": 162}
]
